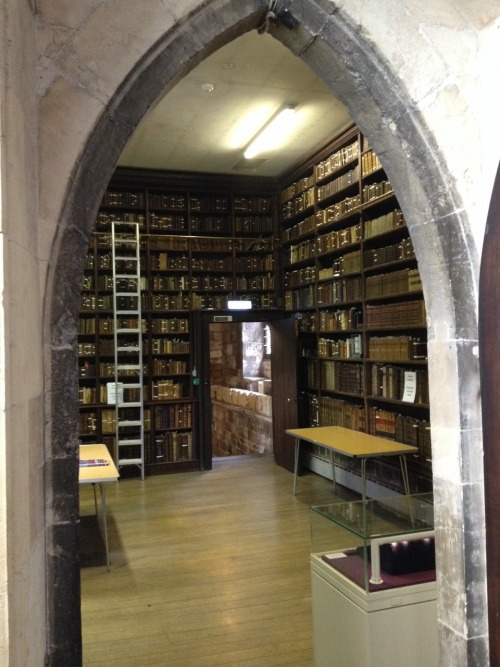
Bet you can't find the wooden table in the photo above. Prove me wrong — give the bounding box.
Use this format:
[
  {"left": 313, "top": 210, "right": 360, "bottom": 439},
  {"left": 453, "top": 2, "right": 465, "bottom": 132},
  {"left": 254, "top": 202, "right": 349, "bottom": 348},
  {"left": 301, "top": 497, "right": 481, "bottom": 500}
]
[
  {"left": 79, "top": 444, "right": 119, "bottom": 570},
  {"left": 286, "top": 426, "right": 418, "bottom": 501}
]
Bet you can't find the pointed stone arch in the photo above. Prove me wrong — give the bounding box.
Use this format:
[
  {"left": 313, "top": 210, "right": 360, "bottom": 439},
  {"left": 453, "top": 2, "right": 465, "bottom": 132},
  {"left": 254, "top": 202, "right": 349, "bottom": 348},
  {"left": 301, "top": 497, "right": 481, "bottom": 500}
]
[{"left": 44, "top": 1, "right": 486, "bottom": 663}]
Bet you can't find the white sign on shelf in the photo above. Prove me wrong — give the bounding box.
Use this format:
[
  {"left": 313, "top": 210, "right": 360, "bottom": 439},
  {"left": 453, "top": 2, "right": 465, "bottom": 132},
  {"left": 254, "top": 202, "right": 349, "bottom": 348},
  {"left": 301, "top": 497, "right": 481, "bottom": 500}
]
[
  {"left": 107, "top": 382, "right": 124, "bottom": 405},
  {"left": 402, "top": 371, "right": 417, "bottom": 403}
]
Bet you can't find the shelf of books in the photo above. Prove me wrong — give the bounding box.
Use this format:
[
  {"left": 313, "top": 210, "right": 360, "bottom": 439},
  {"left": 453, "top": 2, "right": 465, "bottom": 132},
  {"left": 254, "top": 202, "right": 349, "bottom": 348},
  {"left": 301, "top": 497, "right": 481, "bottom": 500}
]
[
  {"left": 280, "top": 125, "right": 431, "bottom": 489},
  {"left": 78, "top": 170, "right": 277, "bottom": 474}
]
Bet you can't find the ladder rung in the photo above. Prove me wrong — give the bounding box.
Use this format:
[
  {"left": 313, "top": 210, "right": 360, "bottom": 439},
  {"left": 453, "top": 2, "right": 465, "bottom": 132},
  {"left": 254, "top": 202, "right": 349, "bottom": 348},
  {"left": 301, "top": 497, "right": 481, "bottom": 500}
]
[
  {"left": 116, "top": 347, "right": 140, "bottom": 352},
  {"left": 118, "top": 439, "right": 143, "bottom": 446},
  {"left": 117, "top": 402, "right": 142, "bottom": 408},
  {"left": 114, "top": 255, "right": 138, "bottom": 260},
  {"left": 116, "top": 310, "right": 140, "bottom": 315},
  {"left": 118, "top": 458, "right": 143, "bottom": 466},
  {"left": 118, "top": 420, "right": 142, "bottom": 426}
]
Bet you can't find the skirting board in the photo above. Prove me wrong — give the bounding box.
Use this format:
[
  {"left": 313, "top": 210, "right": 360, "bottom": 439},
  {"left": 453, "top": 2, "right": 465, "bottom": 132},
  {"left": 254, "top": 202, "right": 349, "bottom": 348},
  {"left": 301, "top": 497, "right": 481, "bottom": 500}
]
[{"left": 302, "top": 452, "right": 399, "bottom": 500}]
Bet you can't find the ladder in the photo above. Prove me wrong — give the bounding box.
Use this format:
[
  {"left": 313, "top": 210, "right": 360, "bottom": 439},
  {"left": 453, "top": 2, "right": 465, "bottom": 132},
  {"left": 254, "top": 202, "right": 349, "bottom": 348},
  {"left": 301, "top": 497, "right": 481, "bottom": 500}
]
[{"left": 111, "top": 221, "right": 145, "bottom": 479}]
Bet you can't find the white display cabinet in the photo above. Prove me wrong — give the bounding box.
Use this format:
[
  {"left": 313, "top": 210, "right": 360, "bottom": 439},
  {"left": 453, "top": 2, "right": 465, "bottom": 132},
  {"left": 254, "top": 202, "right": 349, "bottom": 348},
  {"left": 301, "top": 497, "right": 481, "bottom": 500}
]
[{"left": 310, "top": 494, "right": 438, "bottom": 667}]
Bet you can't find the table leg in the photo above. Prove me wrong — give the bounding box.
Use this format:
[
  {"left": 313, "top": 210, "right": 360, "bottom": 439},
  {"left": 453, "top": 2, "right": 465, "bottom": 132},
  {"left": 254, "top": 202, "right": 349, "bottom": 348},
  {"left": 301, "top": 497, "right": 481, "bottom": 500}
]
[
  {"left": 399, "top": 455, "right": 411, "bottom": 495},
  {"left": 293, "top": 438, "right": 300, "bottom": 495},
  {"left": 331, "top": 451, "right": 336, "bottom": 492},
  {"left": 96, "top": 482, "right": 110, "bottom": 571},
  {"left": 361, "top": 459, "right": 367, "bottom": 503}
]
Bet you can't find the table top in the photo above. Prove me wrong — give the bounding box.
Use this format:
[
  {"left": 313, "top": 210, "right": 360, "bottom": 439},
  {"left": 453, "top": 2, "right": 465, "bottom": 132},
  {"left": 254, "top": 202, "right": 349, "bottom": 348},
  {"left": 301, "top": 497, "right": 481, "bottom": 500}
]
[
  {"left": 286, "top": 426, "right": 418, "bottom": 458},
  {"left": 79, "top": 444, "right": 120, "bottom": 483}
]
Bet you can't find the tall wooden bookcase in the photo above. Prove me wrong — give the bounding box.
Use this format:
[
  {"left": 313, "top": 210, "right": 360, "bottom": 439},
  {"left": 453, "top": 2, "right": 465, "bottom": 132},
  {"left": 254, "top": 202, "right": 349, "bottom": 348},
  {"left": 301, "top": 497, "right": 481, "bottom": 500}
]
[
  {"left": 78, "top": 126, "right": 432, "bottom": 489},
  {"left": 78, "top": 169, "right": 278, "bottom": 474},
  {"left": 279, "top": 124, "right": 431, "bottom": 490}
]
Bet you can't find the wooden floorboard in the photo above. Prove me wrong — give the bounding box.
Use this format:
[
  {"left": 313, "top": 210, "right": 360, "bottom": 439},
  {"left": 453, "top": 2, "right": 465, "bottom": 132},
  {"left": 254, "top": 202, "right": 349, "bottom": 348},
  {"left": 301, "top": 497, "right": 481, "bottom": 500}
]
[{"left": 80, "top": 455, "right": 356, "bottom": 666}]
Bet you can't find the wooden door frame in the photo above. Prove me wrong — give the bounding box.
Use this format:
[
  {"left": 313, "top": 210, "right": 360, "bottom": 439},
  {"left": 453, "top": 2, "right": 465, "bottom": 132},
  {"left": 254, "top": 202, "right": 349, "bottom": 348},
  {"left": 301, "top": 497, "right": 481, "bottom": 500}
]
[
  {"left": 192, "top": 309, "right": 289, "bottom": 470},
  {"left": 479, "top": 160, "right": 500, "bottom": 664}
]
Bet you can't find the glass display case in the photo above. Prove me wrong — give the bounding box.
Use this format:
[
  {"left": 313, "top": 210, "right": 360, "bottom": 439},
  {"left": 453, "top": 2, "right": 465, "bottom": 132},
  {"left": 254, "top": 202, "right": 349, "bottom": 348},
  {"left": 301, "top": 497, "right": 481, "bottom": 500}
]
[
  {"left": 310, "top": 494, "right": 438, "bottom": 667},
  {"left": 310, "top": 493, "right": 435, "bottom": 593}
]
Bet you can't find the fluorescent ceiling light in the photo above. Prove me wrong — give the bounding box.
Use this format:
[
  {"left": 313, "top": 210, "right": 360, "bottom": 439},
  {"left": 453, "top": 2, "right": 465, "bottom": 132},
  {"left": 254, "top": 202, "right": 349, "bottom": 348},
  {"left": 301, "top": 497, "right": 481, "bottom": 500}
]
[
  {"left": 244, "top": 105, "right": 296, "bottom": 159},
  {"left": 228, "top": 300, "right": 252, "bottom": 310}
]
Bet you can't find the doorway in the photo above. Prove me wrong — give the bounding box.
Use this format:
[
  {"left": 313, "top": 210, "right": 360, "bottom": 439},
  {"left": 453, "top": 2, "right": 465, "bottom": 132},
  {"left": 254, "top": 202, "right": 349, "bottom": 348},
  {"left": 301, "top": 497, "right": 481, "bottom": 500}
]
[
  {"left": 209, "top": 321, "right": 273, "bottom": 458},
  {"left": 42, "top": 4, "right": 487, "bottom": 664},
  {"left": 193, "top": 310, "right": 298, "bottom": 471}
]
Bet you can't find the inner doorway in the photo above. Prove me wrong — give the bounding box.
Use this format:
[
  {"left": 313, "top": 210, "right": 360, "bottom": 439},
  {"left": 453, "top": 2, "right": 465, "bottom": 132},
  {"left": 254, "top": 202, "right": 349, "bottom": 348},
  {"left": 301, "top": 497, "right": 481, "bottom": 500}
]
[
  {"left": 193, "top": 310, "right": 298, "bottom": 471},
  {"left": 209, "top": 320, "right": 273, "bottom": 458}
]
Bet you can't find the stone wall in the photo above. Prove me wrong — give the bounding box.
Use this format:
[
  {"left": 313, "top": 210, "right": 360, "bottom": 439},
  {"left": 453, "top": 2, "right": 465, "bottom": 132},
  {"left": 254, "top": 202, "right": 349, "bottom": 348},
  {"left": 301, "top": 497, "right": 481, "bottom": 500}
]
[
  {"left": 211, "top": 387, "right": 272, "bottom": 457},
  {"left": 0, "top": 0, "right": 497, "bottom": 664}
]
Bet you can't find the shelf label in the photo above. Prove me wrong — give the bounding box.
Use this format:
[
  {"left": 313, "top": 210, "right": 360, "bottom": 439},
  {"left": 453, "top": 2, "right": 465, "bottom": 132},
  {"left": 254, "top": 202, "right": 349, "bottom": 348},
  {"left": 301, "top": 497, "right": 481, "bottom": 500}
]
[
  {"left": 402, "top": 371, "right": 417, "bottom": 403},
  {"left": 107, "top": 382, "right": 124, "bottom": 405}
]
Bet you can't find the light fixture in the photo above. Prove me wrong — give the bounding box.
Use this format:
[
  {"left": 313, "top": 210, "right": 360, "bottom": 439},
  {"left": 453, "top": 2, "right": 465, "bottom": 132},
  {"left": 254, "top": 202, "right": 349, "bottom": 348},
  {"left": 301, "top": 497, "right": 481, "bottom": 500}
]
[
  {"left": 243, "top": 105, "right": 296, "bottom": 159},
  {"left": 228, "top": 300, "right": 252, "bottom": 310}
]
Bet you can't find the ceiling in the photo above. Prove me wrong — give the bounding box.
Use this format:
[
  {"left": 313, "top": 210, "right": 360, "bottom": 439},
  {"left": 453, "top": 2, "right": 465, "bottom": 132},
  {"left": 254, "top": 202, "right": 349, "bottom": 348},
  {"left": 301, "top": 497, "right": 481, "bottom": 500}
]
[{"left": 118, "top": 30, "right": 352, "bottom": 179}]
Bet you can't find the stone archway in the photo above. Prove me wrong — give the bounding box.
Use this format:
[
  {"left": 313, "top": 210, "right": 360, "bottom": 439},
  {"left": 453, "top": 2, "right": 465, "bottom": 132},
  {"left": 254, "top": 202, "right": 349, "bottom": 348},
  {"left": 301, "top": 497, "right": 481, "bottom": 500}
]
[{"left": 44, "top": 1, "right": 486, "bottom": 664}]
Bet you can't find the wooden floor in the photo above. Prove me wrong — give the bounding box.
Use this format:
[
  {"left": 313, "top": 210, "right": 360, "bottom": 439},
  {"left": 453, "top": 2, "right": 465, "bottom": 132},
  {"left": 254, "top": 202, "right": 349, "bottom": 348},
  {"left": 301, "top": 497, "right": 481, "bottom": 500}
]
[{"left": 80, "top": 455, "right": 355, "bottom": 666}]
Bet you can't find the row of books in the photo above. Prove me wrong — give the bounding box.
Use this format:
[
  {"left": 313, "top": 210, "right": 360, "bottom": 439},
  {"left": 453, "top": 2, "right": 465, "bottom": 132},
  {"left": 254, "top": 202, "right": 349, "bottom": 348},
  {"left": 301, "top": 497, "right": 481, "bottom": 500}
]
[
  {"left": 98, "top": 362, "right": 146, "bottom": 377},
  {"left": 147, "top": 193, "right": 186, "bottom": 210},
  {"left": 284, "top": 285, "right": 315, "bottom": 310},
  {"left": 151, "top": 338, "right": 189, "bottom": 354},
  {"left": 316, "top": 223, "right": 362, "bottom": 256},
  {"left": 364, "top": 209, "right": 405, "bottom": 238},
  {"left": 316, "top": 194, "right": 362, "bottom": 227},
  {"left": 191, "top": 215, "right": 231, "bottom": 233},
  {"left": 297, "top": 307, "right": 362, "bottom": 332},
  {"left": 364, "top": 237, "right": 414, "bottom": 267},
  {"left": 316, "top": 395, "right": 366, "bottom": 432},
  {"left": 79, "top": 336, "right": 188, "bottom": 359},
  {"left": 370, "top": 364, "right": 429, "bottom": 404},
  {"left": 281, "top": 175, "right": 314, "bottom": 204},
  {"left": 148, "top": 431, "right": 193, "bottom": 463},
  {"left": 362, "top": 180, "right": 393, "bottom": 203},
  {"left": 235, "top": 275, "right": 274, "bottom": 291},
  {"left": 318, "top": 334, "right": 363, "bottom": 359},
  {"left": 285, "top": 265, "right": 316, "bottom": 288},
  {"left": 316, "top": 167, "right": 358, "bottom": 202},
  {"left": 368, "top": 407, "right": 431, "bottom": 459},
  {"left": 361, "top": 149, "right": 382, "bottom": 177},
  {"left": 151, "top": 379, "right": 184, "bottom": 400},
  {"left": 365, "top": 300, "right": 426, "bottom": 328},
  {"left": 282, "top": 213, "right": 316, "bottom": 242},
  {"left": 234, "top": 216, "right": 273, "bottom": 233},
  {"left": 233, "top": 196, "right": 272, "bottom": 214},
  {"left": 150, "top": 318, "right": 189, "bottom": 333},
  {"left": 316, "top": 276, "right": 363, "bottom": 305},
  {"left": 79, "top": 316, "right": 191, "bottom": 336},
  {"left": 365, "top": 268, "right": 422, "bottom": 298},
  {"left": 154, "top": 403, "right": 192, "bottom": 429},
  {"left": 282, "top": 186, "right": 315, "bottom": 220},
  {"left": 319, "top": 360, "right": 364, "bottom": 394},
  {"left": 151, "top": 358, "right": 188, "bottom": 375},
  {"left": 149, "top": 213, "right": 187, "bottom": 231},
  {"left": 96, "top": 211, "right": 145, "bottom": 227},
  {"left": 102, "top": 190, "right": 145, "bottom": 208},
  {"left": 235, "top": 255, "right": 273, "bottom": 271},
  {"left": 288, "top": 231, "right": 362, "bottom": 266},
  {"left": 190, "top": 196, "right": 229, "bottom": 213},
  {"left": 368, "top": 336, "right": 427, "bottom": 361},
  {"left": 314, "top": 140, "right": 359, "bottom": 183}
]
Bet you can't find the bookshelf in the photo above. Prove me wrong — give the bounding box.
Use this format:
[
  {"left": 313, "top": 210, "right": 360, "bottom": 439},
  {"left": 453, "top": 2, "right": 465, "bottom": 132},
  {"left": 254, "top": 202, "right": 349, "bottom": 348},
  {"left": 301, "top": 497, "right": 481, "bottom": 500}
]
[
  {"left": 78, "top": 169, "right": 277, "bottom": 474},
  {"left": 280, "top": 125, "right": 431, "bottom": 488},
  {"left": 78, "top": 128, "right": 431, "bottom": 488}
]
